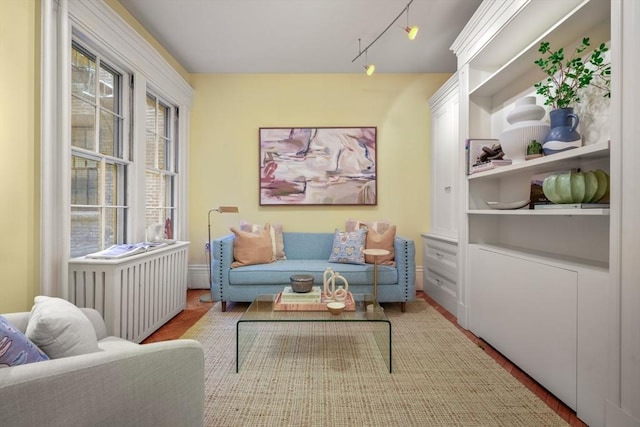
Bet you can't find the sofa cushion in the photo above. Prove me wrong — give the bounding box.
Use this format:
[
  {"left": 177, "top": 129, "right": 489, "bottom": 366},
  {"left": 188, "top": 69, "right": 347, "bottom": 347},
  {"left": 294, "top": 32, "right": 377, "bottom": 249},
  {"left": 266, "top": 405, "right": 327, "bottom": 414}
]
[
  {"left": 365, "top": 225, "right": 396, "bottom": 266},
  {"left": 230, "top": 224, "right": 276, "bottom": 268},
  {"left": 229, "top": 259, "right": 398, "bottom": 286},
  {"left": 26, "top": 296, "right": 100, "bottom": 359},
  {"left": 240, "top": 221, "right": 286, "bottom": 260},
  {"left": 0, "top": 315, "right": 49, "bottom": 367},
  {"left": 328, "top": 228, "right": 367, "bottom": 265}
]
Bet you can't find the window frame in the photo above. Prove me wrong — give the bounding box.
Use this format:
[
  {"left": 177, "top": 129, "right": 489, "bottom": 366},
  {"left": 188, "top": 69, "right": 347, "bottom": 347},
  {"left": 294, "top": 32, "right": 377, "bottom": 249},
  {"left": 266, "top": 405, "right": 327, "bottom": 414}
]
[{"left": 41, "top": 0, "right": 193, "bottom": 298}]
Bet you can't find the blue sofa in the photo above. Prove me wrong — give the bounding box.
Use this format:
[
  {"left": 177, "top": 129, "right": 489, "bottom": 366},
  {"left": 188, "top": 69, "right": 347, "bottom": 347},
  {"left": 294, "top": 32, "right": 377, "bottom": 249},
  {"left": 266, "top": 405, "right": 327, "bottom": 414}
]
[{"left": 210, "top": 232, "right": 416, "bottom": 312}]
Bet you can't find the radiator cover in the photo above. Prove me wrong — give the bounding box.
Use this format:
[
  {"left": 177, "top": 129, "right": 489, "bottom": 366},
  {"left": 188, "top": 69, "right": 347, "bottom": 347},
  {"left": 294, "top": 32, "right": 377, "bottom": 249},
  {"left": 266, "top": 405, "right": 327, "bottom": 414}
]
[{"left": 69, "top": 242, "right": 190, "bottom": 343}]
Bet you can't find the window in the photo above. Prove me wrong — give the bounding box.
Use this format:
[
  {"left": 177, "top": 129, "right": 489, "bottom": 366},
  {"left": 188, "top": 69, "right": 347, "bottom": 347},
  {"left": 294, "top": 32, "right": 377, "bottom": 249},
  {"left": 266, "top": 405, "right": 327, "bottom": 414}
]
[
  {"left": 42, "top": 0, "right": 192, "bottom": 297},
  {"left": 145, "top": 93, "right": 178, "bottom": 239},
  {"left": 70, "top": 43, "right": 129, "bottom": 257}
]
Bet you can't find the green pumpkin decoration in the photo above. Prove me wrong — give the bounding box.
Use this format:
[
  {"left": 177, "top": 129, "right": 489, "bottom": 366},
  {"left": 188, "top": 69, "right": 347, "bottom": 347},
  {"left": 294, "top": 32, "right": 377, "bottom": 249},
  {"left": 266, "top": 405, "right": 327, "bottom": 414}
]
[{"left": 542, "top": 169, "right": 609, "bottom": 204}]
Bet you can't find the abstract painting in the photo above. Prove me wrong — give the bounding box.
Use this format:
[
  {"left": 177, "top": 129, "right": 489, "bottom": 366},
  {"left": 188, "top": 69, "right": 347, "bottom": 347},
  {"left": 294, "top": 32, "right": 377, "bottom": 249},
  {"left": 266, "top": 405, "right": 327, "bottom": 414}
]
[{"left": 259, "top": 127, "right": 377, "bottom": 205}]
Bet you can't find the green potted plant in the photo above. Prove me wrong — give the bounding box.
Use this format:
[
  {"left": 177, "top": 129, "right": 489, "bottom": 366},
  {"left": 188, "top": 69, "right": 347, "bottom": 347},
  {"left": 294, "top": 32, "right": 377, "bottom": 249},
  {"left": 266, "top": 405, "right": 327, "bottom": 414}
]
[{"left": 533, "top": 38, "right": 610, "bottom": 154}]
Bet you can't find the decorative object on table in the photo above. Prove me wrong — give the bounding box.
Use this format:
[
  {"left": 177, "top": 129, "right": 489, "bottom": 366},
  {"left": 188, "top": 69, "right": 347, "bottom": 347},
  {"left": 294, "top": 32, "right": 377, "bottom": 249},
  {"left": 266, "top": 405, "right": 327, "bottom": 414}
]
[
  {"left": 542, "top": 169, "right": 609, "bottom": 204},
  {"left": 465, "top": 139, "right": 511, "bottom": 174},
  {"left": 289, "top": 274, "right": 314, "bottom": 293},
  {"left": 326, "top": 301, "right": 346, "bottom": 315},
  {"left": 202, "top": 206, "right": 240, "bottom": 303},
  {"left": 525, "top": 140, "right": 544, "bottom": 160},
  {"left": 534, "top": 38, "right": 611, "bottom": 155},
  {"left": 322, "top": 267, "right": 349, "bottom": 301},
  {"left": 499, "top": 96, "right": 550, "bottom": 163},
  {"left": 259, "top": 127, "right": 377, "bottom": 206}
]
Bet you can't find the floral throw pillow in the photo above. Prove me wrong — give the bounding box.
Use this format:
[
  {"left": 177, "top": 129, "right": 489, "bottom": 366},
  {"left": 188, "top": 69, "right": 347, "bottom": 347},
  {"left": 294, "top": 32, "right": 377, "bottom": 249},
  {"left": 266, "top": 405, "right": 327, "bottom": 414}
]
[
  {"left": 328, "top": 228, "right": 367, "bottom": 265},
  {"left": 0, "top": 315, "right": 49, "bottom": 368}
]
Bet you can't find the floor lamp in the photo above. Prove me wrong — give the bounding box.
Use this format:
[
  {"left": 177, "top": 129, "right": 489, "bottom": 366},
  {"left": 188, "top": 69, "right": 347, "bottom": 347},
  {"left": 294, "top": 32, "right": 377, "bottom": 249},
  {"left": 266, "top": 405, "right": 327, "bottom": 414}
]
[{"left": 200, "top": 206, "right": 239, "bottom": 303}]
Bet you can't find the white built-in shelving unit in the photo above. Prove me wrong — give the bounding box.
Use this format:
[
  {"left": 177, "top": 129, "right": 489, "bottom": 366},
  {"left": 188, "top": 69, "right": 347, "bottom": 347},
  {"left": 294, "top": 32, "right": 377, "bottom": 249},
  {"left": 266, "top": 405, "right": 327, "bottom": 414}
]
[{"left": 441, "top": 0, "right": 640, "bottom": 426}]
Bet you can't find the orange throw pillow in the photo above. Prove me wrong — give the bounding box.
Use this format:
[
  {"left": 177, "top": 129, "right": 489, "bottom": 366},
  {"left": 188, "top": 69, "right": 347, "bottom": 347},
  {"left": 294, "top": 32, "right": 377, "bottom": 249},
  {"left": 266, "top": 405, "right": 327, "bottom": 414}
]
[
  {"left": 230, "top": 223, "right": 276, "bottom": 268},
  {"left": 365, "top": 225, "right": 396, "bottom": 266}
]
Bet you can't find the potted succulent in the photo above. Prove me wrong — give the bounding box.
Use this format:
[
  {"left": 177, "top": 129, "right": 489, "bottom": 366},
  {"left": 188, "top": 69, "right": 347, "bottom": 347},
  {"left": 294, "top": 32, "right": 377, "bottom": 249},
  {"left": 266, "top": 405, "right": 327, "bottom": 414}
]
[{"left": 533, "top": 38, "right": 610, "bottom": 154}]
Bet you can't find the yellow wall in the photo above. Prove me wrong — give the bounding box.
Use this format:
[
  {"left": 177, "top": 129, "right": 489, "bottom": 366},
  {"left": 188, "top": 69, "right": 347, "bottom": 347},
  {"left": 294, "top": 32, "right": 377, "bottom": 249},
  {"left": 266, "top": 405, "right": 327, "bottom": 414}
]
[
  {"left": 0, "top": 0, "right": 40, "bottom": 312},
  {"left": 188, "top": 73, "right": 448, "bottom": 266}
]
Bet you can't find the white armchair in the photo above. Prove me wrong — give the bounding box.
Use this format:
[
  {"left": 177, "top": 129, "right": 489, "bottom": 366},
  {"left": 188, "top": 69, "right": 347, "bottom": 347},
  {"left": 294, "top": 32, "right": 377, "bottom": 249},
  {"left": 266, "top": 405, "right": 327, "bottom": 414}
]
[{"left": 0, "top": 308, "right": 205, "bottom": 427}]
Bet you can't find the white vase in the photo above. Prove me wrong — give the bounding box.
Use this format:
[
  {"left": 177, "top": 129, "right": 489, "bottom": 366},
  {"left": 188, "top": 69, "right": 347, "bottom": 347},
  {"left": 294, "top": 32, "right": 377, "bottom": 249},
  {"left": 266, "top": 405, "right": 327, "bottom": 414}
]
[{"left": 500, "top": 97, "right": 550, "bottom": 163}]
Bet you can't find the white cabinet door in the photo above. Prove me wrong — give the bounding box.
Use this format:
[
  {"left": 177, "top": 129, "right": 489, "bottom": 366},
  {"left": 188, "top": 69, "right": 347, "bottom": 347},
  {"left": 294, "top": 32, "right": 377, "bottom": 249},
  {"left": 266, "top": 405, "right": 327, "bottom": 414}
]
[
  {"left": 429, "top": 79, "right": 459, "bottom": 239},
  {"left": 469, "top": 245, "right": 578, "bottom": 409}
]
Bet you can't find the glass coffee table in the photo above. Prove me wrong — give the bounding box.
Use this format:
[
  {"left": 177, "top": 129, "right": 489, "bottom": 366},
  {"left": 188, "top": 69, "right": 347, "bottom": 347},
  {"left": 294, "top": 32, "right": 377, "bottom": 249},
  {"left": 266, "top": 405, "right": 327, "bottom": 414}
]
[{"left": 236, "top": 294, "right": 392, "bottom": 373}]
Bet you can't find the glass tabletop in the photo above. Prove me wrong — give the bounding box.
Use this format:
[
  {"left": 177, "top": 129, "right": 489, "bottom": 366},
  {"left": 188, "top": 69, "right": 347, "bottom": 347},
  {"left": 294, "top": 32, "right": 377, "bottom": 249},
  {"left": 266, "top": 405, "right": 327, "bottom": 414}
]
[{"left": 239, "top": 293, "right": 388, "bottom": 322}]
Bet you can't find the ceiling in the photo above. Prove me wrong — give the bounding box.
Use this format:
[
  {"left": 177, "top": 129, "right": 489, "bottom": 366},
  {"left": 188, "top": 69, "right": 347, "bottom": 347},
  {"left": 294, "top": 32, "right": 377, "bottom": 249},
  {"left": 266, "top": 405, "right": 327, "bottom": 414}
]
[{"left": 118, "top": 0, "right": 482, "bottom": 74}]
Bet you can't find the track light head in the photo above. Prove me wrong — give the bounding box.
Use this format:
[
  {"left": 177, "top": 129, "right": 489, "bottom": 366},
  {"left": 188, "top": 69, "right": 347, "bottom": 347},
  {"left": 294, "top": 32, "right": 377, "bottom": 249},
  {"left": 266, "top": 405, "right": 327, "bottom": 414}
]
[
  {"left": 405, "top": 25, "right": 419, "bottom": 40},
  {"left": 365, "top": 64, "right": 376, "bottom": 76}
]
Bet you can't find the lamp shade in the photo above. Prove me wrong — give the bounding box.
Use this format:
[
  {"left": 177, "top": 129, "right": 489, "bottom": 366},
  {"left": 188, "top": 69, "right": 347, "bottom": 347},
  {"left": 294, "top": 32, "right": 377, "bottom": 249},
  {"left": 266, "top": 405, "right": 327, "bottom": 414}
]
[{"left": 405, "top": 26, "right": 419, "bottom": 40}]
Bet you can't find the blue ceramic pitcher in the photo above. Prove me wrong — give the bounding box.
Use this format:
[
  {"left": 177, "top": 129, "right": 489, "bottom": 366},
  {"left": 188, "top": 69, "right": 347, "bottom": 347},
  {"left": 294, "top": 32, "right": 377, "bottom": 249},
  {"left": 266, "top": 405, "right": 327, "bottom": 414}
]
[{"left": 542, "top": 108, "right": 582, "bottom": 155}]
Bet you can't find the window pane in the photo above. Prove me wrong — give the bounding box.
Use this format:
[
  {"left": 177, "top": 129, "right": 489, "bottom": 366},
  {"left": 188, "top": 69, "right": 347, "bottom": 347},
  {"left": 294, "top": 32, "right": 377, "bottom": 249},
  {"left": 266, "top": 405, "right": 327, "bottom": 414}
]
[
  {"left": 71, "top": 97, "right": 95, "bottom": 150},
  {"left": 104, "top": 207, "right": 120, "bottom": 248},
  {"left": 104, "top": 162, "right": 124, "bottom": 206},
  {"left": 70, "top": 207, "right": 100, "bottom": 257},
  {"left": 99, "top": 65, "right": 116, "bottom": 111},
  {"left": 146, "top": 95, "right": 156, "bottom": 132},
  {"left": 157, "top": 102, "right": 167, "bottom": 138},
  {"left": 146, "top": 130, "right": 156, "bottom": 168},
  {"left": 163, "top": 174, "right": 174, "bottom": 208},
  {"left": 71, "top": 47, "right": 96, "bottom": 102},
  {"left": 71, "top": 156, "right": 100, "bottom": 205},
  {"left": 99, "top": 111, "right": 119, "bottom": 157}
]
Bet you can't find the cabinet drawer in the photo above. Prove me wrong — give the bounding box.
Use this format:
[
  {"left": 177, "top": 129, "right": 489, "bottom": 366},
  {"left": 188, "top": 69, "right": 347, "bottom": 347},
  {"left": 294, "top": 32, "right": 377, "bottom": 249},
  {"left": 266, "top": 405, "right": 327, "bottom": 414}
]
[
  {"left": 423, "top": 237, "right": 457, "bottom": 280},
  {"left": 423, "top": 267, "right": 457, "bottom": 315}
]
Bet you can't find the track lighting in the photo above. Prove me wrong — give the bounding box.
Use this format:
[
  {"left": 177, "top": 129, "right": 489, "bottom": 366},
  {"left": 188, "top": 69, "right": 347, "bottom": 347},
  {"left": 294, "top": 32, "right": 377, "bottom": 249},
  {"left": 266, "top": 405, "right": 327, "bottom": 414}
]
[
  {"left": 364, "top": 47, "right": 375, "bottom": 76},
  {"left": 351, "top": 0, "right": 418, "bottom": 73},
  {"left": 404, "top": 25, "right": 419, "bottom": 40},
  {"left": 365, "top": 64, "right": 376, "bottom": 76},
  {"left": 403, "top": 1, "right": 419, "bottom": 40}
]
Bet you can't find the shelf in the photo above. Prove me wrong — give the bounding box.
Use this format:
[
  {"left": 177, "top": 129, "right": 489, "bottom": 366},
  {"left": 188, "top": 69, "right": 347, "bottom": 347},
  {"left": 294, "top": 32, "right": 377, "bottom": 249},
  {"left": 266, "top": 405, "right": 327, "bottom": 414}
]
[
  {"left": 468, "top": 208, "right": 609, "bottom": 216},
  {"left": 469, "top": 0, "right": 610, "bottom": 98},
  {"left": 467, "top": 141, "right": 609, "bottom": 180}
]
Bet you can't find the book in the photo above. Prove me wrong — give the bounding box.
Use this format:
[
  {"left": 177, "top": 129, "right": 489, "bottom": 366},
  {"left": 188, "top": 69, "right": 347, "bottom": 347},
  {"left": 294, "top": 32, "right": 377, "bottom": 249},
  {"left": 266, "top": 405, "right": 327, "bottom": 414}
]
[
  {"left": 533, "top": 203, "right": 610, "bottom": 210},
  {"left": 469, "top": 159, "right": 512, "bottom": 174},
  {"left": 86, "top": 241, "right": 167, "bottom": 259},
  {"left": 280, "top": 286, "right": 322, "bottom": 303}
]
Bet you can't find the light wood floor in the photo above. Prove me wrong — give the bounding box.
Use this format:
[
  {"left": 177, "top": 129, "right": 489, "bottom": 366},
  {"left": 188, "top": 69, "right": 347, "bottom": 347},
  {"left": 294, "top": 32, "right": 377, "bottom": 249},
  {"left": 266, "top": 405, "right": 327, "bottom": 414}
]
[{"left": 143, "top": 289, "right": 587, "bottom": 426}]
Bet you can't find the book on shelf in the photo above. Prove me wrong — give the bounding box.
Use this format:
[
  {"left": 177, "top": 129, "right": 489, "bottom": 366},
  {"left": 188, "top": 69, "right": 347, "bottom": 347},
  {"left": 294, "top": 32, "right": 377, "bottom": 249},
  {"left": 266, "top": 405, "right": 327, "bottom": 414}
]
[
  {"left": 85, "top": 241, "right": 168, "bottom": 259},
  {"left": 533, "top": 203, "right": 610, "bottom": 210},
  {"left": 469, "top": 159, "right": 512, "bottom": 174},
  {"left": 279, "top": 286, "right": 322, "bottom": 303}
]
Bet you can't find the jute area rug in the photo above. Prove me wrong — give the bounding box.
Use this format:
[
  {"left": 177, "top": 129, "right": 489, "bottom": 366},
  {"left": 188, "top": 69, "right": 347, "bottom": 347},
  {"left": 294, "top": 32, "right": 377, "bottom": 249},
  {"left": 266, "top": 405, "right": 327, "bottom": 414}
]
[{"left": 182, "top": 300, "right": 567, "bottom": 426}]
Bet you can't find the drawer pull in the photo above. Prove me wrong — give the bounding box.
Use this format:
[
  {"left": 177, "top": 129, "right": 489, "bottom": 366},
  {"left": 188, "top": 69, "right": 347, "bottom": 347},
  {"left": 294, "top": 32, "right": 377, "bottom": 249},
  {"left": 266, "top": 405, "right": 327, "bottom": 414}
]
[
  {"left": 436, "top": 252, "right": 444, "bottom": 259},
  {"left": 444, "top": 186, "right": 452, "bottom": 193}
]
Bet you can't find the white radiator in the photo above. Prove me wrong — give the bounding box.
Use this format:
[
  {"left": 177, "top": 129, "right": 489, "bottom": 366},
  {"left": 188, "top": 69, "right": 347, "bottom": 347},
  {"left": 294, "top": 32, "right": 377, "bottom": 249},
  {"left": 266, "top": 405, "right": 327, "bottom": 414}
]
[{"left": 68, "top": 242, "right": 190, "bottom": 343}]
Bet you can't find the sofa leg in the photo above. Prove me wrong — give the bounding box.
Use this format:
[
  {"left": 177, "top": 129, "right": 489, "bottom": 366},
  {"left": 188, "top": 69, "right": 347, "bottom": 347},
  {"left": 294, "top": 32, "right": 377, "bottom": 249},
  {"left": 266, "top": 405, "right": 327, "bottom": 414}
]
[
  {"left": 221, "top": 301, "right": 227, "bottom": 312},
  {"left": 401, "top": 302, "right": 406, "bottom": 313}
]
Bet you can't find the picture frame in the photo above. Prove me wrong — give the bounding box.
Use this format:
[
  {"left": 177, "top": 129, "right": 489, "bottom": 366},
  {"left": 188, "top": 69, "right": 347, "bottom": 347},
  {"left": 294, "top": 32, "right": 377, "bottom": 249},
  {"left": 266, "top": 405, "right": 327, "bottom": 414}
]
[{"left": 259, "top": 127, "right": 377, "bottom": 205}]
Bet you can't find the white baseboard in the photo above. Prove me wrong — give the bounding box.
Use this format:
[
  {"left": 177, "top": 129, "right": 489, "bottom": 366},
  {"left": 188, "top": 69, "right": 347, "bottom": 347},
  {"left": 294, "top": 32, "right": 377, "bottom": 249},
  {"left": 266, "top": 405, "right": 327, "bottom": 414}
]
[
  {"left": 188, "top": 264, "right": 210, "bottom": 289},
  {"left": 188, "top": 264, "right": 424, "bottom": 292},
  {"left": 415, "top": 265, "right": 423, "bottom": 291}
]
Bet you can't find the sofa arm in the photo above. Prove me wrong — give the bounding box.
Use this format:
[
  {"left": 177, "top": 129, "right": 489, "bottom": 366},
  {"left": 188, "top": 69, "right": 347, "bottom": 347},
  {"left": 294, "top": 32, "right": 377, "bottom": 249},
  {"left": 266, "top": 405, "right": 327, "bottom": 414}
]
[
  {"left": 211, "top": 234, "right": 235, "bottom": 303},
  {"left": 394, "top": 236, "right": 416, "bottom": 301},
  {"left": 0, "top": 339, "right": 205, "bottom": 427}
]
